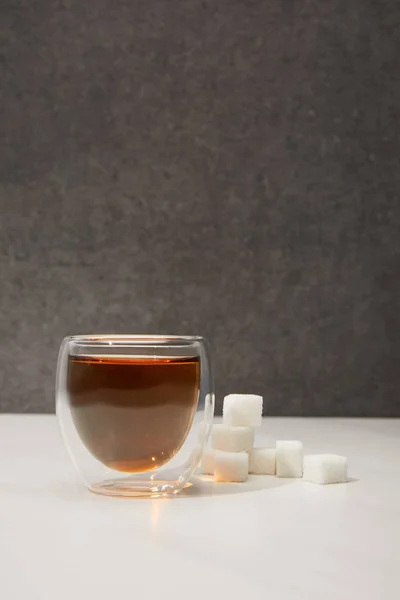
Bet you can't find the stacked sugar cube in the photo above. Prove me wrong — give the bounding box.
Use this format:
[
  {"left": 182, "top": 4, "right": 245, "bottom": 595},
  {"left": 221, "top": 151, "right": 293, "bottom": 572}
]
[
  {"left": 201, "top": 394, "right": 348, "bottom": 485},
  {"left": 202, "top": 394, "right": 263, "bottom": 482}
]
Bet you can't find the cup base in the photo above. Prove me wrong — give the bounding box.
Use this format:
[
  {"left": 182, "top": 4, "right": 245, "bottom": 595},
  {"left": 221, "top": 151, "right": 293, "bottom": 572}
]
[{"left": 89, "top": 476, "right": 190, "bottom": 498}]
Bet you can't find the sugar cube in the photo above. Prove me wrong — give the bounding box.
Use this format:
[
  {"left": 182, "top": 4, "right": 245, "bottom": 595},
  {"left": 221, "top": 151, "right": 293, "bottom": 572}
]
[
  {"left": 214, "top": 451, "right": 249, "bottom": 482},
  {"left": 249, "top": 447, "right": 276, "bottom": 475},
  {"left": 200, "top": 448, "right": 216, "bottom": 475},
  {"left": 303, "top": 454, "right": 348, "bottom": 485},
  {"left": 276, "top": 440, "right": 303, "bottom": 477},
  {"left": 223, "top": 394, "right": 263, "bottom": 427},
  {"left": 211, "top": 424, "right": 254, "bottom": 452}
]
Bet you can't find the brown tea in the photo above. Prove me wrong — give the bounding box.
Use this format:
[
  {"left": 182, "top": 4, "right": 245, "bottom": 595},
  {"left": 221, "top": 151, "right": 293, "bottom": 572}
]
[{"left": 67, "top": 355, "right": 199, "bottom": 472}]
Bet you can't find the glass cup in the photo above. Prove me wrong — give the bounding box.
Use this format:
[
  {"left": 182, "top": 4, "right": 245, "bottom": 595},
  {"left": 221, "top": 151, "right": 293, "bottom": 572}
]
[{"left": 56, "top": 335, "right": 214, "bottom": 497}]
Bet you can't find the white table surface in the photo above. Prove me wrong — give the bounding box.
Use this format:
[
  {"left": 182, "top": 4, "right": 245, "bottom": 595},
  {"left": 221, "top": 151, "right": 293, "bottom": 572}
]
[{"left": 0, "top": 415, "right": 399, "bottom": 600}]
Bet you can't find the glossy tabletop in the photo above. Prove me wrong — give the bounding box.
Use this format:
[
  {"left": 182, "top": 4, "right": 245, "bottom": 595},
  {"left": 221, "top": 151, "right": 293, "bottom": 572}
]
[{"left": 0, "top": 415, "right": 399, "bottom": 600}]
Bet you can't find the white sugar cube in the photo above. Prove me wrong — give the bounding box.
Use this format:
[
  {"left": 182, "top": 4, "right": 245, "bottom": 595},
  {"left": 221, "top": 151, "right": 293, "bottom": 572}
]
[
  {"left": 200, "top": 448, "right": 216, "bottom": 475},
  {"left": 211, "top": 424, "right": 254, "bottom": 452},
  {"left": 214, "top": 451, "right": 249, "bottom": 482},
  {"left": 276, "top": 440, "right": 303, "bottom": 477},
  {"left": 303, "top": 454, "right": 348, "bottom": 485},
  {"left": 249, "top": 447, "right": 276, "bottom": 475},
  {"left": 223, "top": 394, "right": 263, "bottom": 427}
]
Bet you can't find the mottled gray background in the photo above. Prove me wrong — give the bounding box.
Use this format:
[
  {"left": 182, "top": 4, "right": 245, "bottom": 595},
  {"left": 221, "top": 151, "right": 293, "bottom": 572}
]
[{"left": 1, "top": 0, "right": 399, "bottom": 415}]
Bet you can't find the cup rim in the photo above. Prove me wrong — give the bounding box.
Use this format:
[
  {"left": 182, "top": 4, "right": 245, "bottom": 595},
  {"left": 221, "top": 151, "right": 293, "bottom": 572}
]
[{"left": 64, "top": 334, "right": 204, "bottom": 347}]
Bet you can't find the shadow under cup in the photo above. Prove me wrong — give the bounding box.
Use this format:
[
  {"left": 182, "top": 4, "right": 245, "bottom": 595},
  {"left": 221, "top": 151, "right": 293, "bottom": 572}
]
[{"left": 56, "top": 335, "right": 214, "bottom": 497}]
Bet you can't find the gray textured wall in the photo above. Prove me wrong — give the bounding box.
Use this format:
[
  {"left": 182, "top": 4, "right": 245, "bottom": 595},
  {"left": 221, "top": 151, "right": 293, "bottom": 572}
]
[{"left": 1, "top": 0, "right": 399, "bottom": 415}]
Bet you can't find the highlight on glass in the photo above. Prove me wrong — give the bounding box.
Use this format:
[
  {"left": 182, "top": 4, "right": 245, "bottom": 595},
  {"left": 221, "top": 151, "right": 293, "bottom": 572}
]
[{"left": 56, "top": 335, "right": 214, "bottom": 497}]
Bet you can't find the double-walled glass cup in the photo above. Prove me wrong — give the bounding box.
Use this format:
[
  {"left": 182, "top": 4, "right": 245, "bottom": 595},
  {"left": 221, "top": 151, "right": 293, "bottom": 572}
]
[{"left": 56, "top": 335, "right": 214, "bottom": 497}]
